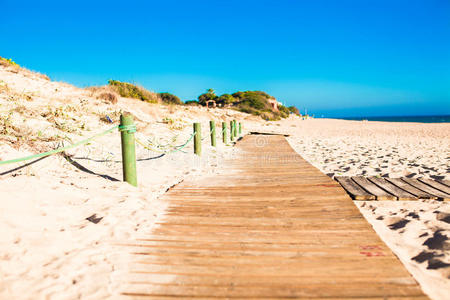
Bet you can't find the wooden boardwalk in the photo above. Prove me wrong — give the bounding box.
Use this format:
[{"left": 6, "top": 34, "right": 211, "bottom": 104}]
[
  {"left": 120, "top": 135, "right": 427, "bottom": 299},
  {"left": 336, "top": 176, "right": 450, "bottom": 201}
]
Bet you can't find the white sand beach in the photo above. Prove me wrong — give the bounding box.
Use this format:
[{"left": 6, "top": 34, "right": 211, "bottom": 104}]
[{"left": 1, "top": 64, "right": 449, "bottom": 299}]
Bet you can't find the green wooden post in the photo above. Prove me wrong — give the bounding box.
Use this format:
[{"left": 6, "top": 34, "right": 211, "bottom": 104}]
[
  {"left": 230, "top": 120, "right": 234, "bottom": 140},
  {"left": 233, "top": 120, "right": 238, "bottom": 138},
  {"left": 209, "top": 120, "right": 216, "bottom": 147},
  {"left": 120, "top": 113, "right": 137, "bottom": 187},
  {"left": 239, "top": 122, "right": 242, "bottom": 135},
  {"left": 193, "top": 122, "right": 201, "bottom": 156},
  {"left": 222, "top": 122, "right": 227, "bottom": 144}
]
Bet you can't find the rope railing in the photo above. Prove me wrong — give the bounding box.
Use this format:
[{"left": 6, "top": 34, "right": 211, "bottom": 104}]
[
  {"left": 1, "top": 114, "right": 244, "bottom": 187},
  {"left": 0, "top": 125, "right": 119, "bottom": 166},
  {"left": 145, "top": 134, "right": 180, "bottom": 150},
  {"left": 201, "top": 128, "right": 215, "bottom": 141},
  {"left": 135, "top": 133, "right": 195, "bottom": 155}
]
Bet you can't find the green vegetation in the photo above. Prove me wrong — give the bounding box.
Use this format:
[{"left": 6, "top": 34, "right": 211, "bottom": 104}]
[
  {"left": 198, "top": 88, "right": 218, "bottom": 105},
  {"left": 185, "top": 100, "right": 200, "bottom": 106},
  {"left": 278, "top": 104, "right": 290, "bottom": 118},
  {"left": 0, "top": 56, "right": 19, "bottom": 67},
  {"left": 288, "top": 106, "right": 301, "bottom": 115},
  {"left": 158, "top": 92, "right": 182, "bottom": 105},
  {"left": 217, "top": 93, "right": 235, "bottom": 106},
  {"left": 0, "top": 56, "right": 50, "bottom": 80},
  {"left": 230, "top": 91, "right": 274, "bottom": 118},
  {"left": 232, "top": 91, "right": 273, "bottom": 111},
  {"left": 194, "top": 89, "right": 301, "bottom": 120},
  {"left": 108, "top": 80, "right": 158, "bottom": 103}
]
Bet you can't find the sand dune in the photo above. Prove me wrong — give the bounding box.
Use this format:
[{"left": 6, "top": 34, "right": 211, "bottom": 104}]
[{"left": 1, "top": 65, "right": 449, "bottom": 299}]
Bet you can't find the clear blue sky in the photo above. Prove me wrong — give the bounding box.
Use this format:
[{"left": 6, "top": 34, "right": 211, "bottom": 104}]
[{"left": 1, "top": 0, "right": 449, "bottom": 117}]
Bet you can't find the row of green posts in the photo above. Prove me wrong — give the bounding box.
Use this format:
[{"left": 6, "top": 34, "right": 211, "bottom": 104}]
[
  {"left": 120, "top": 113, "right": 242, "bottom": 187},
  {"left": 193, "top": 119, "right": 241, "bottom": 156}
]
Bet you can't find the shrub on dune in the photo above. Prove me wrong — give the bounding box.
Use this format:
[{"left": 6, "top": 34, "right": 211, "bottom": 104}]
[
  {"left": 158, "top": 92, "right": 182, "bottom": 105},
  {"left": 0, "top": 57, "right": 19, "bottom": 67},
  {"left": 288, "top": 106, "right": 300, "bottom": 115},
  {"left": 278, "top": 105, "right": 290, "bottom": 118},
  {"left": 198, "top": 88, "right": 218, "bottom": 106},
  {"left": 217, "top": 93, "right": 236, "bottom": 106},
  {"left": 98, "top": 92, "right": 118, "bottom": 104},
  {"left": 184, "top": 100, "right": 200, "bottom": 106},
  {"left": 108, "top": 80, "right": 159, "bottom": 103}
]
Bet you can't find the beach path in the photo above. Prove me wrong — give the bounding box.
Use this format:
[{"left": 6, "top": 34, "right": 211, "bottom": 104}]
[{"left": 120, "top": 135, "right": 427, "bottom": 299}]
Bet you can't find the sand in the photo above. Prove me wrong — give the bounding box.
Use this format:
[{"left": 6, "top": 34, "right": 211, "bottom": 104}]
[
  {"left": 259, "top": 118, "right": 450, "bottom": 300},
  {"left": 282, "top": 118, "right": 449, "bottom": 180},
  {"left": 356, "top": 200, "right": 450, "bottom": 300},
  {"left": 0, "top": 65, "right": 261, "bottom": 299},
  {"left": 1, "top": 64, "right": 449, "bottom": 299}
]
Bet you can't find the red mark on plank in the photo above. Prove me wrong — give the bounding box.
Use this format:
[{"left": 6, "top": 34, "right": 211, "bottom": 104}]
[{"left": 360, "top": 251, "right": 385, "bottom": 257}]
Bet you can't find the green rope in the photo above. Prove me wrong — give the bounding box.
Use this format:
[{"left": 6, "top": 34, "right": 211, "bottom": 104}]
[
  {"left": 135, "top": 137, "right": 166, "bottom": 153},
  {"left": 221, "top": 126, "right": 234, "bottom": 146},
  {"left": 135, "top": 132, "right": 195, "bottom": 155},
  {"left": 202, "top": 128, "right": 215, "bottom": 141},
  {"left": 0, "top": 125, "right": 119, "bottom": 166},
  {"left": 118, "top": 124, "right": 136, "bottom": 133},
  {"left": 168, "top": 133, "right": 195, "bottom": 153},
  {"left": 149, "top": 134, "right": 180, "bottom": 149}
]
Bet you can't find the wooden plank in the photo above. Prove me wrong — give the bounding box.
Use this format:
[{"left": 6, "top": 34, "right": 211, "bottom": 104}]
[
  {"left": 122, "top": 282, "right": 424, "bottom": 299},
  {"left": 437, "top": 179, "right": 450, "bottom": 188},
  {"left": 124, "top": 272, "right": 418, "bottom": 286},
  {"left": 130, "top": 255, "right": 407, "bottom": 268},
  {"left": 335, "top": 176, "right": 375, "bottom": 200},
  {"left": 128, "top": 261, "right": 416, "bottom": 278},
  {"left": 385, "top": 178, "right": 436, "bottom": 200},
  {"left": 123, "top": 242, "right": 390, "bottom": 253},
  {"left": 249, "top": 131, "right": 290, "bottom": 137},
  {"left": 351, "top": 176, "right": 397, "bottom": 200},
  {"left": 402, "top": 178, "right": 450, "bottom": 200},
  {"left": 418, "top": 178, "right": 450, "bottom": 197},
  {"left": 368, "top": 177, "right": 417, "bottom": 201},
  {"left": 117, "top": 135, "right": 426, "bottom": 299},
  {"left": 124, "top": 295, "right": 428, "bottom": 300}
]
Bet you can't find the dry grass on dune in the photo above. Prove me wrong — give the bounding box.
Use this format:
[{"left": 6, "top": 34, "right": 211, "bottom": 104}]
[
  {"left": 85, "top": 86, "right": 119, "bottom": 104},
  {"left": 0, "top": 56, "right": 50, "bottom": 81},
  {"left": 107, "top": 80, "right": 161, "bottom": 103}
]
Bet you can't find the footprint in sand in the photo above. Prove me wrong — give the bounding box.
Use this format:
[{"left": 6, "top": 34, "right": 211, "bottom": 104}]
[
  {"left": 427, "top": 259, "right": 450, "bottom": 272},
  {"left": 435, "top": 212, "right": 450, "bottom": 224},
  {"left": 422, "top": 230, "right": 449, "bottom": 251},
  {"left": 387, "top": 219, "right": 410, "bottom": 230},
  {"left": 406, "top": 212, "right": 420, "bottom": 220}
]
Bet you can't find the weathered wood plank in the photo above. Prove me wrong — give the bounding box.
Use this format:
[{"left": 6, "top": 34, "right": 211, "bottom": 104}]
[
  {"left": 128, "top": 261, "right": 416, "bottom": 278},
  {"left": 437, "top": 179, "right": 450, "bottom": 188},
  {"left": 118, "top": 135, "right": 426, "bottom": 299},
  {"left": 124, "top": 295, "right": 428, "bottom": 300},
  {"left": 368, "top": 177, "right": 417, "bottom": 200},
  {"left": 385, "top": 178, "right": 436, "bottom": 199},
  {"left": 351, "top": 176, "right": 397, "bottom": 200},
  {"left": 122, "top": 282, "right": 424, "bottom": 299},
  {"left": 249, "top": 131, "right": 290, "bottom": 137},
  {"left": 402, "top": 178, "right": 450, "bottom": 200},
  {"left": 124, "top": 272, "right": 418, "bottom": 286},
  {"left": 335, "top": 176, "right": 375, "bottom": 200},
  {"left": 418, "top": 178, "right": 450, "bottom": 197}
]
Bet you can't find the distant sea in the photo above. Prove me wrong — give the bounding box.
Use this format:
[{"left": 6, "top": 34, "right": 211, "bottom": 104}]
[{"left": 336, "top": 115, "right": 450, "bottom": 123}]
